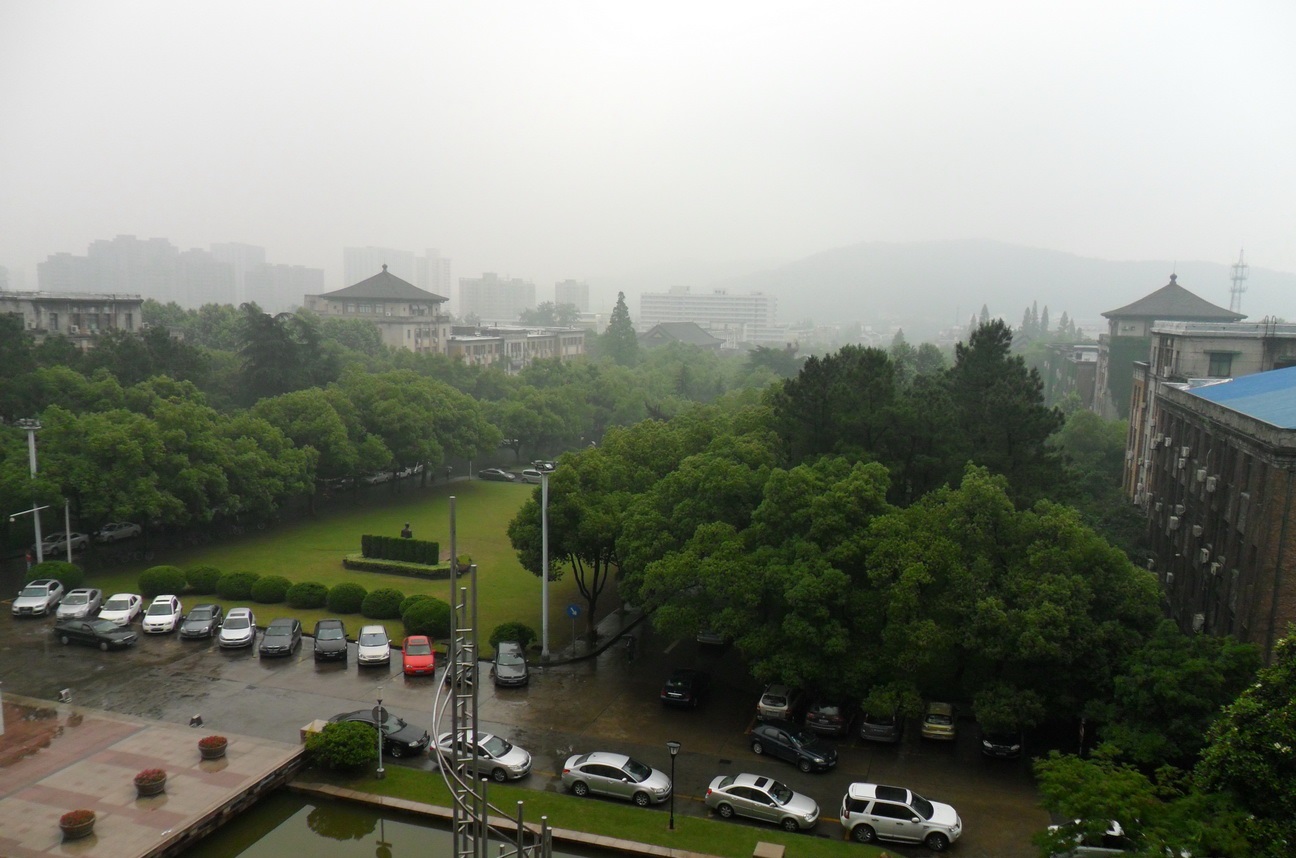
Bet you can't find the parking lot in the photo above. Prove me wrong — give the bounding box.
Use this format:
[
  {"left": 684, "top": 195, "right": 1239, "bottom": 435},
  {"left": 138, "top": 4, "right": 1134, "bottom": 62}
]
[{"left": 1, "top": 568, "right": 1049, "bottom": 857}]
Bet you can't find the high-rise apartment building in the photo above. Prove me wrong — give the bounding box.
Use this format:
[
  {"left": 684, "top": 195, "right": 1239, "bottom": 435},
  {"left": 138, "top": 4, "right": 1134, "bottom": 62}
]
[
  {"left": 417, "top": 248, "right": 452, "bottom": 298},
  {"left": 459, "top": 273, "right": 536, "bottom": 324},
  {"left": 344, "top": 246, "right": 417, "bottom": 288},
  {"left": 210, "top": 242, "right": 267, "bottom": 305},
  {"left": 639, "top": 287, "right": 776, "bottom": 331},
  {"left": 246, "top": 263, "right": 325, "bottom": 312},
  {"left": 554, "top": 279, "right": 590, "bottom": 312}
]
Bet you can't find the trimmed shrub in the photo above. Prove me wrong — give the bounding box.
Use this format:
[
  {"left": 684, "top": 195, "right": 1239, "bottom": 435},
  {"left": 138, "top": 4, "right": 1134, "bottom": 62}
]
[
  {"left": 286, "top": 581, "right": 329, "bottom": 610},
  {"left": 402, "top": 598, "right": 451, "bottom": 638},
  {"left": 28, "top": 562, "right": 85, "bottom": 591},
  {"left": 305, "top": 720, "right": 377, "bottom": 770},
  {"left": 250, "top": 575, "right": 291, "bottom": 604},
  {"left": 399, "top": 593, "right": 435, "bottom": 617},
  {"left": 360, "top": 587, "right": 405, "bottom": 620},
  {"left": 489, "top": 622, "right": 538, "bottom": 651},
  {"left": 216, "top": 571, "right": 261, "bottom": 601},
  {"left": 185, "top": 565, "right": 222, "bottom": 594},
  {"left": 326, "top": 582, "right": 367, "bottom": 614},
  {"left": 138, "top": 565, "right": 187, "bottom": 598}
]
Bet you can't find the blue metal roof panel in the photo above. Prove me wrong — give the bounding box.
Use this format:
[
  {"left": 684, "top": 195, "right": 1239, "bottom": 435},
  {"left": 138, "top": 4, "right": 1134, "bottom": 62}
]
[{"left": 1188, "top": 366, "right": 1296, "bottom": 429}]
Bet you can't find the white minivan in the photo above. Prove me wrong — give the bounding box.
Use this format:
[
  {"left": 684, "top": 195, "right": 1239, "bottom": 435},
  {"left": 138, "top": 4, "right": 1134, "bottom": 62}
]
[{"left": 357, "top": 624, "right": 391, "bottom": 666}]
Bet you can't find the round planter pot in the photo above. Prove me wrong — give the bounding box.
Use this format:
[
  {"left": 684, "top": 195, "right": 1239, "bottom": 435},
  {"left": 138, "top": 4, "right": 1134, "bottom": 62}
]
[
  {"left": 135, "top": 778, "right": 166, "bottom": 797},
  {"left": 199, "top": 742, "right": 227, "bottom": 760},
  {"left": 60, "top": 820, "right": 95, "bottom": 841}
]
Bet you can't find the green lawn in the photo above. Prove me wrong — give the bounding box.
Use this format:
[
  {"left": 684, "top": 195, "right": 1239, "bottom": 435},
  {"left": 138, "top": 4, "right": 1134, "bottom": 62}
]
[
  {"left": 82, "top": 481, "right": 588, "bottom": 650},
  {"left": 309, "top": 766, "right": 892, "bottom": 858}
]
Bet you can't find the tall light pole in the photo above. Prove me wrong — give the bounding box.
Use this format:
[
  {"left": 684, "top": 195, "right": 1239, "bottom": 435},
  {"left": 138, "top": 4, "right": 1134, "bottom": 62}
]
[
  {"left": 666, "top": 740, "right": 681, "bottom": 830},
  {"left": 541, "top": 471, "right": 550, "bottom": 660},
  {"left": 375, "top": 686, "right": 386, "bottom": 780},
  {"left": 17, "top": 419, "right": 43, "bottom": 563}
]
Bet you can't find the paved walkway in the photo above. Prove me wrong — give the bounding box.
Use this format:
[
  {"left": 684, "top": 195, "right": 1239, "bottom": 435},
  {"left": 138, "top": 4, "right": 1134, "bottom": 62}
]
[{"left": 0, "top": 693, "right": 302, "bottom": 857}]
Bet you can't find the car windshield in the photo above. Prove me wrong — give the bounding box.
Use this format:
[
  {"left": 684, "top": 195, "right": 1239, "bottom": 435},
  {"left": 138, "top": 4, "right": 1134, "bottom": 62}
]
[
  {"left": 481, "top": 735, "right": 511, "bottom": 756},
  {"left": 379, "top": 717, "right": 408, "bottom": 735},
  {"left": 622, "top": 758, "right": 652, "bottom": 782},
  {"left": 497, "top": 651, "right": 524, "bottom": 666},
  {"left": 64, "top": 593, "right": 88, "bottom": 605},
  {"left": 146, "top": 603, "right": 172, "bottom": 615},
  {"left": 763, "top": 693, "right": 788, "bottom": 707},
  {"left": 770, "top": 782, "right": 794, "bottom": 804},
  {"left": 317, "top": 627, "right": 344, "bottom": 641},
  {"left": 224, "top": 616, "right": 250, "bottom": 629},
  {"left": 188, "top": 608, "right": 212, "bottom": 620},
  {"left": 266, "top": 626, "right": 290, "bottom": 637},
  {"left": 90, "top": 620, "right": 118, "bottom": 633},
  {"left": 405, "top": 641, "right": 432, "bottom": 655},
  {"left": 926, "top": 714, "right": 953, "bottom": 725},
  {"left": 360, "top": 632, "right": 387, "bottom": 645},
  {"left": 20, "top": 586, "right": 48, "bottom": 597},
  {"left": 105, "top": 598, "right": 130, "bottom": 610},
  {"left": 910, "top": 793, "right": 935, "bottom": 820}
]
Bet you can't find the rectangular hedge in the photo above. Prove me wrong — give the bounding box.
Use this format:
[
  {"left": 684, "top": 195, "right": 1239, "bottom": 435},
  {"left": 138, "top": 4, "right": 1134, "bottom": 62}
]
[
  {"left": 343, "top": 555, "right": 454, "bottom": 580},
  {"left": 360, "top": 534, "right": 440, "bottom": 565}
]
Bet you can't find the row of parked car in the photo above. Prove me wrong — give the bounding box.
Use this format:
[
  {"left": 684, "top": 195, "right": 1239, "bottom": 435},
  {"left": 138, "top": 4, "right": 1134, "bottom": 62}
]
[{"left": 27, "top": 521, "right": 143, "bottom": 556}]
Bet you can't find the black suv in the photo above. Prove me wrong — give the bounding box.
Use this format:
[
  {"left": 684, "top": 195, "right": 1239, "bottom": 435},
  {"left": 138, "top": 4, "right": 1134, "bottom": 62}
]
[
  {"left": 313, "top": 618, "right": 348, "bottom": 662},
  {"left": 750, "top": 722, "right": 838, "bottom": 773},
  {"left": 259, "top": 617, "right": 302, "bottom": 657}
]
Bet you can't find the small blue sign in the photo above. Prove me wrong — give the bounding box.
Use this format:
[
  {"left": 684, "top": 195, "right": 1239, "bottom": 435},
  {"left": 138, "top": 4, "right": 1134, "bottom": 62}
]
[{"left": 566, "top": 604, "right": 581, "bottom": 618}]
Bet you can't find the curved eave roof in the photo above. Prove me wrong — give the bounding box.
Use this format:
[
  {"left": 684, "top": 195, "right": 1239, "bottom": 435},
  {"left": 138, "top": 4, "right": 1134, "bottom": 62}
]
[
  {"left": 317, "top": 267, "right": 447, "bottom": 303},
  {"left": 1103, "top": 275, "right": 1243, "bottom": 322}
]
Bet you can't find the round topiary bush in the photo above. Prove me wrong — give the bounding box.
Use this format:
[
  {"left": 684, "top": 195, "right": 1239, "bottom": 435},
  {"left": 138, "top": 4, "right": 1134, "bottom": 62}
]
[
  {"left": 28, "top": 562, "right": 85, "bottom": 591},
  {"left": 402, "top": 598, "right": 451, "bottom": 638},
  {"left": 216, "top": 571, "right": 261, "bottom": 601},
  {"left": 360, "top": 587, "right": 405, "bottom": 619},
  {"left": 138, "top": 565, "right": 187, "bottom": 598},
  {"left": 185, "top": 565, "right": 223, "bottom": 594},
  {"left": 250, "top": 575, "right": 291, "bottom": 604},
  {"left": 489, "top": 621, "right": 538, "bottom": 651},
  {"left": 326, "top": 582, "right": 367, "bottom": 614},
  {"left": 305, "top": 720, "right": 378, "bottom": 770},
  {"left": 286, "top": 581, "right": 329, "bottom": 609},
  {"left": 399, "top": 593, "right": 434, "bottom": 617}
]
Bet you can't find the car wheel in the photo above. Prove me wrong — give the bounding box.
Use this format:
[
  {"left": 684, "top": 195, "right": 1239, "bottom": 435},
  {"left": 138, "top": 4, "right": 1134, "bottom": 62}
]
[
  {"left": 852, "top": 824, "right": 877, "bottom": 844},
  {"left": 925, "top": 832, "right": 950, "bottom": 852},
  {"left": 491, "top": 768, "right": 508, "bottom": 783},
  {"left": 388, "top": 744, "right": 404, "bottom": 758},
  {"left": 99, "top": 641, "right": 109, "bottom": 652},
  {"left": 571, "top": 781, "right": 589, "bottom": 798},
  {"left": 781, "top": 817, "right": 800, "bottom": 832},
  {"left": 60, "top": 635, "right": 70, "bottom": 645},
  {"left": 716, "top": 803, "right": 735, "bottom": 819},
  {"left": 797, "top": 758, "right": 813, "bottom": 773},
  {"left": 751, "top": 740, "right": 765, "bottom": 755},
  {"left": 633, "top": 791, "right": 651, "bottom": 808}
]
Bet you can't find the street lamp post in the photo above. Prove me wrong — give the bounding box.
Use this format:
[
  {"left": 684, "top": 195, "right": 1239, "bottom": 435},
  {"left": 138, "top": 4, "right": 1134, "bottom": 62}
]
[
  {"left": 541, "top": 471, "right": 550, "bottom": 660},
  {"left": 666, "top": 740, "right": 681, "bottom": 830},
  {"left": 375, "top": 687, "right": 386, "bottom": 780},
  {"left": 17, "top": 419, "right": 43, "bottom": 563}
]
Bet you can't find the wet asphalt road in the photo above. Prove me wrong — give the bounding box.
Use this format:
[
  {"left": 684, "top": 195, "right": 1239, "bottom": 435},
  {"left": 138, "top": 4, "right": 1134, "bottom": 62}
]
[{"left": 1, "top": 570, "right": 1049, "bottom": 857}]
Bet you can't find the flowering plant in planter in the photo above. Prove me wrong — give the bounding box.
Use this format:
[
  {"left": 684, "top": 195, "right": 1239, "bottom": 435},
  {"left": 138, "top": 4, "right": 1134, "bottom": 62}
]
[
  {"left": 198, "top": 735, "right": 227, "bottom": 750},
  {"left": 60, "top": 809, "right": 95, "bottom": 827},
  {"left": 134, "top": 768, "right": 167, "bottom": 785}
]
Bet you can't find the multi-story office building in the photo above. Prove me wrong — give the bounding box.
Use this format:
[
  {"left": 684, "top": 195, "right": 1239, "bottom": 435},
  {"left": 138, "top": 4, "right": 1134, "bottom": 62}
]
[
  {"left": 417, "top": 249, "right": 452, "bottom": 298},
  {"left": 343, "top": 246, "right": 417, "bottom": 288},
  {"left": 304, "top": 265, "right": 451, "bottom": 355},
  {"left": 554, "top": 279, "right": 590, "bottom": 313},
  {"left": 447, "top": 325, "right": 586, "bottom": 371},
  {"left": 210, "top": 242, "right": 267, "bottom": 305},
  {"left": 639, "top": 287, "right": 776, "bottom": 339},
  {"left": 0, "top": 289, "right": 144, "bottom": 349},
  {"left": 458, "top": 273, "right": 536, "bottom": 324}
]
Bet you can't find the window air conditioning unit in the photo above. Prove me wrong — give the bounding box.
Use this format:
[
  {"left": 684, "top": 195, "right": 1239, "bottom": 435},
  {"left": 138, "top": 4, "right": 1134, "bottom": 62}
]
[
  {"left": 1177, "top": 457, "right": 1188, "bottom": 469},
  {"left": 1192, "top": 524, "right": 1204, "bottom": 537},
  {"left": 1216, "top": 556, "right": 1226, "bottom": 567},
  {"left": 1154, "top": 501, "right": 1163, "bottom": 513},
  {"left": 1181, "top": 446, "right": 1192, "bottom": 457},
  {"left": 1146, "top": 558, "right": 1156, "bottom": 570},
  {"left": 1168, "top": 516, "right": 1181, "bottom": 530},
  {"left": 1150, "top": 438, "right": 1162, "bottom": 450},
  {"left": 1198, "top": 548, "right": 1211, "bottom": 564},
  {"left": 1205, "top": 476, "right": 1218, "bottom": 492},
  {"left": 1192, "top": 613, "right": 1205, "bottom": 633},
  {"left": 1126, "top": 450, "right": 1135, "bottom": 460},
  {"left": 1195, "top": 468, "right": 1208, "bottom": 482},
  {"left": 1175, "top": 504, "right": 1185, "bottom": 515},
  {"left": 1210, "top": 562, "right": 1221, "bottom": 575},
  {"left": 69, "top": 325, "right": 80, "bottom": 334},
  {"left": 1166, "top": 572, "right": 1175, "bottom": 585}
]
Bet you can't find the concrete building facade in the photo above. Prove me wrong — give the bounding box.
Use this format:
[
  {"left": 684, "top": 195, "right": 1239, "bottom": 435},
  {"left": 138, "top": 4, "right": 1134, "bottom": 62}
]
[
  {"left": 458, "top": 273, "right": 536, "bottom": 324},
  {"left": 304, "top": 265, "right": 452, "bottom": 354},
  {"left": 639, "top": 286, "right": 776, "bottom": 333},
  {"left": 0, "top": 290, "right": 144, "bottom": 348},
  {"left": 554, "top": 279, "right": 590, "bottom": 313}
]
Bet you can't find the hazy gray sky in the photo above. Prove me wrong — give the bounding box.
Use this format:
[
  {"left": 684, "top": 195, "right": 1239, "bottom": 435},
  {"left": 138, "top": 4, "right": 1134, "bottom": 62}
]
[{"left": 2, "top": 1, "right": 1294, "bottom": 293}]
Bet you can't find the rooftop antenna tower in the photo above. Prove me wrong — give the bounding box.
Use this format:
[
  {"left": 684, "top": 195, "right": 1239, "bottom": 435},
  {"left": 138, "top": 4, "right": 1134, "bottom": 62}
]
[{"left": 1229, "top": 249, "right": 1249, "bottom": 313}]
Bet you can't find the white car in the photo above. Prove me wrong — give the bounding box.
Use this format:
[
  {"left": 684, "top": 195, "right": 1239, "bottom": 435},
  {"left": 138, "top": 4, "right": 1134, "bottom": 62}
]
[
  {"left": 12, "top": 578, "right": 65, "bottom": 617},
  {"left": 435, "top": 730, "right": 533, "bottom": 782},
  {"left": 33, "top": 531, "right": 90, "bottom": 555},
  {"left": 519, "top": 468, "right": 544, "bottom": 484},
  {"left": 99, "top": 593, "right": 143, "bottom": 625},
  {"left": 357, "top": 625, "right": 391, "bottom": 666},
  {"left": 56, "top": 588, "right": 104, "bottom": 620},
  {"left": 95, "top": 521, "right": 142, "bottom": 543},
  {"left": 839, "top": 782, "right": 962, "bottom": 852},
  {"left": 141, "top": 594, "right": 183, "bottom": 634},
  {"left": 218, "top": 607, "right": 257, "bottom": 648}
]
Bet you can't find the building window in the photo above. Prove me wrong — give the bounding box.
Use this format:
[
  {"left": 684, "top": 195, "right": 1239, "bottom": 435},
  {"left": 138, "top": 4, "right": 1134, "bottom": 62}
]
[{"left": 1207, "top": 352, "right": 1233, "bottom": 377}]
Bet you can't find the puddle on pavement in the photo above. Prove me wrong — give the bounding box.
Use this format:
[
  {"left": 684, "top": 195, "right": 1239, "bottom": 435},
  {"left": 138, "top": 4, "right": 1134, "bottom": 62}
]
[{"left": 0, "top": 698, "right": 70, "bottom": 767}]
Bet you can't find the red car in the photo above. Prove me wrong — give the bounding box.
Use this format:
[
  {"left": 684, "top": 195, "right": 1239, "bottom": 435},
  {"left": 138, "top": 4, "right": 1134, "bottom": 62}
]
[{"left": 402, "top": 635, "right": 436, "bottom": 676}]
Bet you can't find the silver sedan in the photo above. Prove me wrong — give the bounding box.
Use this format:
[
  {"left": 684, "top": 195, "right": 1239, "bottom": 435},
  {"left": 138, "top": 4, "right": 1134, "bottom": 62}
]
[
  {"left": 561, "top": 751, "right": 672, "bottom": 807},
  {"left": 704, "top": 772, "right": 820, "bottom": 831}
]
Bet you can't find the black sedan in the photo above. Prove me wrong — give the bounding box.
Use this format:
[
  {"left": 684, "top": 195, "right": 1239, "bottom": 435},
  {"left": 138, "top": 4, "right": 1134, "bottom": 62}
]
[
  {"left": 180, "top": 603, "right": 224, "bottom": 639},
  {"left": 259, "top": 617, "right": 303, "bottom": 657},
  {"left": 477, "top": 468, "right": 517, "bottom": 482},
  {"left": 328, "top": 709, "right": 431, "bottom": 758},
  {"left": 750, "top": 722, "right": 838, "bottom": 773},
  {"left": 660, "top": 668, "right": 710, "bottom": 708},
  {"left": 53, "top": 618, "right": 138, "bottom": 651}
]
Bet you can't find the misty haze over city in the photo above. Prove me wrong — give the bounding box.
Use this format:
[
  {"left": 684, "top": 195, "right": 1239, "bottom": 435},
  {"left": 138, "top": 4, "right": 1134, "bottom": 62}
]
[{"left": 3, "top": 2, "right": 1295, "bottom": 333}]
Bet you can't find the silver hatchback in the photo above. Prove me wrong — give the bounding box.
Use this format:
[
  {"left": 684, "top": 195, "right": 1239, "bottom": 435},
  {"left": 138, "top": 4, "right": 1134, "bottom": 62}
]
[
  {"left": 561, "top": 751, "right": 672, "bottom": 807},
  {"left": 705, "top": 772, "right": 820, "bottom": 832}
]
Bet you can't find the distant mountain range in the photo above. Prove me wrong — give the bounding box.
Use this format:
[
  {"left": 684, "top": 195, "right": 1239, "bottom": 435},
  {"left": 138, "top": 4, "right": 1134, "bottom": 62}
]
[{"left": 604, "top": 240, "right": 1296, "bottom": 342}]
